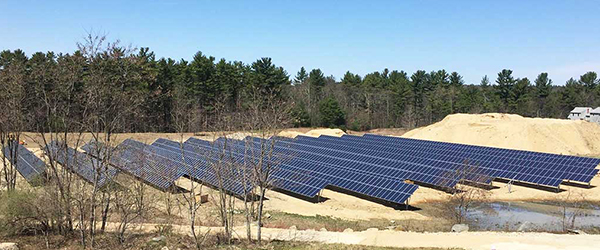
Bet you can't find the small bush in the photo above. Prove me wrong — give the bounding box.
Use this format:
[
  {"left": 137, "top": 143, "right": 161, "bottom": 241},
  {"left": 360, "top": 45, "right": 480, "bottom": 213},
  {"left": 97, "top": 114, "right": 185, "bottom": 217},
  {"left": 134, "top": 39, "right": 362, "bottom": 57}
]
[{"left": 0, "top": 189, "right": 46, "bottom": 235}]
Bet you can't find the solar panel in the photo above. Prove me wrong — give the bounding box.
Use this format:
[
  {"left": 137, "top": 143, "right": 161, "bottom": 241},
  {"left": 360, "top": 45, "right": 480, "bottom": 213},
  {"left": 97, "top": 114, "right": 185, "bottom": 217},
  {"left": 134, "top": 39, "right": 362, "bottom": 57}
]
[
  {"left": 269, "top": 136, "right": 465, "bottom": 188},
  {"left": 354, "top": 134, "right": 599, "bottom": 186},
  {"left": 2, "top": 143, "right": 46, "bottom": 185},
  {"left": 292, "top": 135, "right": 521, "bottom": 186},
  {"left": 148, "top": 138, "right": 253, "bottom": 196},
  {"left": 242, "top": 137, "right": 419, "bottom": 204},
  {"left": 183, "top": 137, "right": 327, "bottom": 198},
  {"left": 83, "top": 139, "right": 180, "bottom": 191},
  {"left": 45, "top": 141, "right": 117, "bottom": 188},
  {"left": 153, "top": 139, "right": 310, "bottom": 195},
  {"left": 184, "top": 137, "right": 419, "bottom": 204},
  {"left": 361, "top": 134, "right": 600, "bottom": 171},
  {"left": 307, "top": 135, "right": 565, "bottom": 187}
]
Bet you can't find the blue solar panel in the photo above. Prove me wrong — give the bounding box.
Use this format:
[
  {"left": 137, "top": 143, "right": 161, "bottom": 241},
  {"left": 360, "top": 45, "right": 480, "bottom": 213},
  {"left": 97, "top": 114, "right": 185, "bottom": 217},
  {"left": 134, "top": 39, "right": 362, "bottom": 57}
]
[
  {"left": 270, "top": 136, "right": 465, "bottom": 188},
  {"left": 149, "top": 138, "right": 254, "bottom": 196},
  {"left": 292, "top": 135, "right": 553, "bottom": 186},
  {"left": 361, "top": 134, "right": 600, "bottom": 171},
  {"left": 181, "top": 138, "right": 324, "bottom": 197},
  {"left": 83, "top": 139, "right": 180, "bottom": 191},
  {"left": 2, "top": 143, "right": 46, "bottom": 184},
  {"left": 320, "top": 135, "right": 568, "bottom": 187},
  {"left": 45, "top": 141, "right": 117, "bottom": 188},
  {"left": 184, "top": 137, "right": 419, "bottom": 204},
  {"left": 242, "top": 137, "right": 419, "bottom": 204},
  {"left": 354, "top": 134, "right": 599, "bottom": 186}
]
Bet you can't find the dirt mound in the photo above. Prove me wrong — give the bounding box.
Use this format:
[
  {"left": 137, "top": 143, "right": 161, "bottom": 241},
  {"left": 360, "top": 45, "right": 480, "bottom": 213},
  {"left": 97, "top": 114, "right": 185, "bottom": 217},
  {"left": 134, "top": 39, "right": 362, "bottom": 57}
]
[
  {"left": 277, "top": 131, "right": 306, "bottom": 138},
  {"left": 278, "top": 128, "right": 346, "bottom": 138},
  {"left": 402, "top": 113, "right": 600, "bottom": 156},
  {"left": 305, "top": 128, "right": 346, "bottom": 138}
]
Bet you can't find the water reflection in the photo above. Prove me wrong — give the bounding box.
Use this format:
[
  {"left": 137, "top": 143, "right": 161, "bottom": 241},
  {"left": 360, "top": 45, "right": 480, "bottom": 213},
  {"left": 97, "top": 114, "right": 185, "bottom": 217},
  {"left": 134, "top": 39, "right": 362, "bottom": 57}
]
[{"left": 465, "top": 201, "right": 600, "bottom": 232}]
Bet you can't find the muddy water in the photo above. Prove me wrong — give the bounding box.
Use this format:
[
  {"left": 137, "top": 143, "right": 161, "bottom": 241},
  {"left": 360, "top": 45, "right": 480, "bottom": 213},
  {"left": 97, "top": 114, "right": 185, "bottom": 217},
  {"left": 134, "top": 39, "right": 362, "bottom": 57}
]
[{"left": 466, "top": 201, "right": 600, "bottom": 232}]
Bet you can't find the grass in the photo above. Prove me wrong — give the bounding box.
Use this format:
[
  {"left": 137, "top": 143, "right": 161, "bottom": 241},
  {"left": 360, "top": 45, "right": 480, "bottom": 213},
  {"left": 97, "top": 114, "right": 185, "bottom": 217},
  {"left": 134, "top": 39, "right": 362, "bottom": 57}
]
[
  {"left": 263, "top": 210, "right": 452, "bottom": 233},
  {"left": 263, "top": 212, "right": 392, "bottom": 232}
]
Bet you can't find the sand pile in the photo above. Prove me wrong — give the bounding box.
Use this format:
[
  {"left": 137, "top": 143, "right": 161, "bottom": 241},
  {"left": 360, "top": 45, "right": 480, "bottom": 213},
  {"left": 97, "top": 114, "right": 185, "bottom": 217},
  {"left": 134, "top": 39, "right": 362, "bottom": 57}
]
[
  {"left": 402, "top": 113, "right": 600, "bottom": 156},
  {"left": 305, "top": 128, "right": 346, "bottom": 137},
  {"left": 278, "top": 128, "right": 346, "bottom": 138},
  {"left": 277, "top": 130, "right": 306, "bottom": 138}
]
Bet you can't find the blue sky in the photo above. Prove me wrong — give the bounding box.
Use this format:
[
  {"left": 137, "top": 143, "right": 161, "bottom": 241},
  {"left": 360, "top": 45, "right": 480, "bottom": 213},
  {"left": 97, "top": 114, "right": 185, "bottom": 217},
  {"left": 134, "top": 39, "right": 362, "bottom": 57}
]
[{"left": 1, "top": 0, "right": 599, "bottom": 84}]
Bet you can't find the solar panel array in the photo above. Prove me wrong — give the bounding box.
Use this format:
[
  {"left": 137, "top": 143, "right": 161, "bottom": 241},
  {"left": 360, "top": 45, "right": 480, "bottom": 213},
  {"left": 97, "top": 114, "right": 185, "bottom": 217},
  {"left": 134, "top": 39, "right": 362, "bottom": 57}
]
[
  {"left": 56, "top": 131, "right": 600, "bottom": 205},
  {"left": 284, "top": 134, "right": 599, "bottom": 189},
  {"left": 184, "top": 137, "right": 419, "bottom": 204},
  {"left": 2, "top": 143, "right": 46, "bottom": 184},
  {"left": 359, "top": 134, "right": 600, "bottom": 187},
  {"left": 45, "top": 141, "right": 118, "bottom": 188},
  {"left": 83, "top": 139, "right": 182, "bottom": 190},
  {"left": 185, "top": 137, "right": 327, "bottom": 198},
  {"left": 149, "top": 138, "right": 253, "bottom": 195},
  {"left": 273, "top": 136, "right": 466, "bottom": 189}
]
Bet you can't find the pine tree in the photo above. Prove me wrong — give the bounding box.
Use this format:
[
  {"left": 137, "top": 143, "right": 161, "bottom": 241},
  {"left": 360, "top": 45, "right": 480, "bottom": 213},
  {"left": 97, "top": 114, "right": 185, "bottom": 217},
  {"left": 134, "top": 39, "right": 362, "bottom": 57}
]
[{"left": 294, "top": 67, "right": 308, "bottom": 84}]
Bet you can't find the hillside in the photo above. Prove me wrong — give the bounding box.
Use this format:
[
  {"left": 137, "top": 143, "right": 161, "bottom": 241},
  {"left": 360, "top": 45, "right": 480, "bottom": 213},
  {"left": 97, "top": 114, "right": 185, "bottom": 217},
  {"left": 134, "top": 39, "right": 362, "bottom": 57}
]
[{"left": 402, "top": 113, "right": 600, "bottom": 156}]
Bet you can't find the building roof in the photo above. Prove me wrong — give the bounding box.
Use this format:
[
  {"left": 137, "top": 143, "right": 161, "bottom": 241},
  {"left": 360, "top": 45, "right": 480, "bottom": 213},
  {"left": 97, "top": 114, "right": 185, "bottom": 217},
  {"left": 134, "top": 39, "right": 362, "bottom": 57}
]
[
  {"left": 570, "top": 107, "right": 592, "bottom": 113},
  {"left": 591, "top": 107, "right": 600, "bottom": 114}
]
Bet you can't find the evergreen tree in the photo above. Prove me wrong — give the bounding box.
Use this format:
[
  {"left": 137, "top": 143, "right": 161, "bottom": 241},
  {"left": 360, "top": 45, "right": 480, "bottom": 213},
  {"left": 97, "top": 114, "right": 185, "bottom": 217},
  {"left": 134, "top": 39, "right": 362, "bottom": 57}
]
[
  {"left": 564, "top": 78, "right": 585, "bottom": 109},
  {"left": 449, "top": 72, "right": 464, "bottom": 87},
  {"left": 534, "top": 72, "right": 552, "bottom": 117},
  {"left": 294, "top": 66, "right": 308, "bottom": 84},
  {"left": 579, "top": 71, "right": 598, "bottom": 89},
  {"left": 341, "top": 71, "right": 362, "bottom": 85},
  {"left": 319, "top": 97, "right": 346, "bottom": 128},
  {"left": 495, "top": 69, "right": 516, "bottom": 111},
  {"left": 248, "top": 57, "right": 289, "bottom": 97}
]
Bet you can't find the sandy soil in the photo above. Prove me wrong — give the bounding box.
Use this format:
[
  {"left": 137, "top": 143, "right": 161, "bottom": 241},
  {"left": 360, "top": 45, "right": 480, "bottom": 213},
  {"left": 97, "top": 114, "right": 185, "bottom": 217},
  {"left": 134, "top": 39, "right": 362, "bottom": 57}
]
[
  {"left": 261, "top": 228, "right": 600, "bottom": 250},
  {"left": 402, "top": 113, "right": 600, "bottom": 156},
  {"left": 279, "top": 128, "right": 346, "bottom": 138},
  {"left": 97, "top": 221, "right": 600, "bottom": 250},
  {"left": 265, "top": 189, "right": 428, "bottom": 221},
  {"left": 349, "top": 128, "right": 409, "bottom": 136}
]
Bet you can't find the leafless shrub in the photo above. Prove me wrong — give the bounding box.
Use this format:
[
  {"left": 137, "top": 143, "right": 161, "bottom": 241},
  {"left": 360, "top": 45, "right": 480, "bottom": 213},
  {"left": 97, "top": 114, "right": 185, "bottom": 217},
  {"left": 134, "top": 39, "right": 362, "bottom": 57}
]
[
  {"left": 558, "top": 190, "right": 592, "bottom": 232},
  {"left": 113, "top": 180, "right": 149, "bottom": 243},
  {"left": 172, "top": 88, "right": 210, "bottom": 249},
  {"left": 443, "top": 163, "right": 491, "bottom": 224}
]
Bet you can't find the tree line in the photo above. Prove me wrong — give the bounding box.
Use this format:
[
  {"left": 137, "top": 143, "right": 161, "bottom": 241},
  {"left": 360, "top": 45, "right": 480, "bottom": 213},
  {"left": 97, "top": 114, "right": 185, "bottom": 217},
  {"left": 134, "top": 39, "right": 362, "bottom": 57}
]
[{"left": 1, "top": 43, "right": 599, "bottom": 132}]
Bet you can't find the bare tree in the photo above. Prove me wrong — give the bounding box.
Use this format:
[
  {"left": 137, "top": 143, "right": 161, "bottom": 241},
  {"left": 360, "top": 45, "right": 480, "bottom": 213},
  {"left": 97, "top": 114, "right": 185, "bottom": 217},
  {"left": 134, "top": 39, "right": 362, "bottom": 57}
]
[
  {"left": 241, "top": 88, "right": 292, "bottom": 244},
  {"left": 0, "top": 52, "right": 27, "bottom": 191},
  {"left": 113, "top": 178, "right": 149, "bottom": 243},
  {"left": 558, "top": 190, "right": 591, "bottom": 232},
  {"left": 206, "top": 101, "right": 239, "bottom": 244},
  {"left": 443, "top": 163, "right": 491, "bottom": 224},
  {"left": 171, "top": 86, "right": 210, "bottom": 249}
]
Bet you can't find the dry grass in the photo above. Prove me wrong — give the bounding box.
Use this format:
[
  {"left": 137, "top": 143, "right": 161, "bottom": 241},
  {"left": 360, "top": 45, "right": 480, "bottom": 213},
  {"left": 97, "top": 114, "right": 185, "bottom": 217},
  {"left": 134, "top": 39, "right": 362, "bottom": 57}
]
[{"left": 262, "top": 210, "right": 452, "bottom": 233}]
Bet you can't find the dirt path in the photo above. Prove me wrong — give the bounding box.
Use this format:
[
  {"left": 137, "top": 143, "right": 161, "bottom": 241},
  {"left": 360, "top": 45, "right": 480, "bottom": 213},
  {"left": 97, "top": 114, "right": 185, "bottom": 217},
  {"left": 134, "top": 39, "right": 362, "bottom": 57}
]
[
  {"left": 261, "top": 229, "right": 600, "bottom": 250},
  {"left": 101, "top": 221, "right": 599, "bottom": 250}
]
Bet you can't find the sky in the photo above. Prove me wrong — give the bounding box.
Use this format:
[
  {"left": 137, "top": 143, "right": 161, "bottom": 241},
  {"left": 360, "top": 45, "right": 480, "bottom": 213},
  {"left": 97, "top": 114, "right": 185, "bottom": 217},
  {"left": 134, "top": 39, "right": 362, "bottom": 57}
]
[{"left": 1, "top": 0, "right": 599, "bottom": 85}]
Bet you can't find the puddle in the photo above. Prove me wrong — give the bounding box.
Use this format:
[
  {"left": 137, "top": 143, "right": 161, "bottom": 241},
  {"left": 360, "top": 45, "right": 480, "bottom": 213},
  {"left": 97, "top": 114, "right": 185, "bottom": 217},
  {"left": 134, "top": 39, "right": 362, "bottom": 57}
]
[{"left": 465, "top": 201, "right": 600, "bottom": 232}]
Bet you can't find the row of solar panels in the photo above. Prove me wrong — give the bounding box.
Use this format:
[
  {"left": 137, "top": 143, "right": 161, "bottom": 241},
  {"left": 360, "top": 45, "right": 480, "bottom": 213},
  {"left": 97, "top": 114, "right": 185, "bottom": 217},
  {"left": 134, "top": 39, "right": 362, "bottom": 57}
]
[
  {"left": 1, "top": 142, "right": 118, "bottom": 188},
  {"left": 267, "top": 134, "right": 599, "bottom": 189},
  {"left": 80, "top": 133, "right": 598, "bottom": 203},
  {"left": 3, "top": 134, "right": 599, "bottom": 206},
  {"left": 72, "top": 137, "right": 418, "bottom": 204},
  {"left": 2, "top": 143, "right": 46, "bottom": 184}
]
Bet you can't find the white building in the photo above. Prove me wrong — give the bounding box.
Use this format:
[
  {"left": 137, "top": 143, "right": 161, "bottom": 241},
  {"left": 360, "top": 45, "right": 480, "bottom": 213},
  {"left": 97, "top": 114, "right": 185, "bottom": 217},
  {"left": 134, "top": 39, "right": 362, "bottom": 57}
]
[
  {"left": 590, "top": 107, "right": 600, "bottom": 123},
  {"left": 567, "top": 107, "right": 592, "bottom": 121}
]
